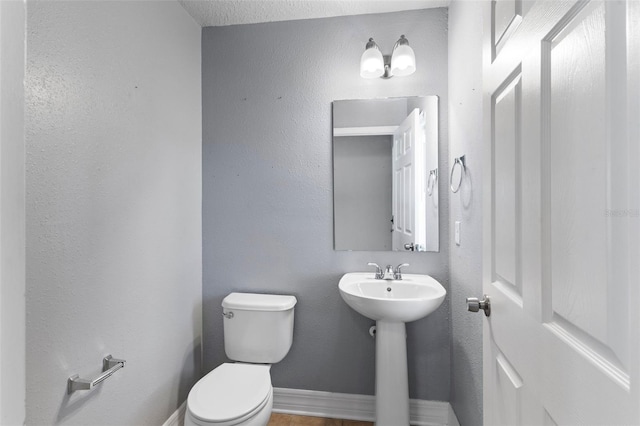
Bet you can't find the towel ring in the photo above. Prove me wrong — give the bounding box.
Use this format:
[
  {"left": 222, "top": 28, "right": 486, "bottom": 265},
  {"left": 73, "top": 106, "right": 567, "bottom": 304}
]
[
  {"left": 450, "top": 155, "right": 466, "bottom": 193},
  {"left": 427, "top": 169, "right": 438, "bottom": 196}
]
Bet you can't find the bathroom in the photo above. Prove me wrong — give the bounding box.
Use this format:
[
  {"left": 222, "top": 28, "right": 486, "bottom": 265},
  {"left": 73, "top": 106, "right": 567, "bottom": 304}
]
[{"left": 0, "top": 1, "right": 637, "bottom": 425}]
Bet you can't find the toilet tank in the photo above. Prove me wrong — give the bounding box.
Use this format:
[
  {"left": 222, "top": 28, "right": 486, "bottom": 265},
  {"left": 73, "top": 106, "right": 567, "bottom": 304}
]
[{"left": 222, "top": 293, "right": 297, "bottom": 363}]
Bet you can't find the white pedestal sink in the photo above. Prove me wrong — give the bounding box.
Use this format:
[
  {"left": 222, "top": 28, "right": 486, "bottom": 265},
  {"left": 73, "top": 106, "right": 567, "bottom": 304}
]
[{"left": 338, "top": 272, "right": 446, "bottom": 426}]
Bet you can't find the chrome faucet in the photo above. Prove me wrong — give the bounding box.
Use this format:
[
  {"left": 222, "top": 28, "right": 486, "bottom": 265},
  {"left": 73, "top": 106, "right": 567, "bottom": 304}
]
[
  {"left": 368, "top": 263, "right": 410, "bottom": 280},
  {"left": 385, "top": 264, "right": 393, "bottom": 278}
]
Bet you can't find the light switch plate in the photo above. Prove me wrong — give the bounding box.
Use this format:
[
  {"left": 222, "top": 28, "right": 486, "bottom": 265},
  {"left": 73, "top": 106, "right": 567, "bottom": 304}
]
[{"left": 455, "top": 221, "right": 461, "bottom": 246}]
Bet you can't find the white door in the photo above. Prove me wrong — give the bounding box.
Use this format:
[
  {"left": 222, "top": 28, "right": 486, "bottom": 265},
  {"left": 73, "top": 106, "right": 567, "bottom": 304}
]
[
  {"left": 483, "top": 1, "right": 640, "bottom": 424},
  {"left": 392, "top": 108, "right": 425, "bottom": 251}
]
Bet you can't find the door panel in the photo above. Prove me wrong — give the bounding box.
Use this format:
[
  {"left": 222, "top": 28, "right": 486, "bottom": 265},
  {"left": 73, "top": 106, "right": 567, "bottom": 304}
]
[
  {"left": 493, "top": 72, "right": 521, "bottom": 297},
  {"left": 392, "top": 109, "right": 423, "bottom": 251},
  {"left": 547, "top": 1, "right": 611, "bottom": 350},
  {"left": 493, "top": 0, "right": 523, "bottom": 57},
  {"left": 484, "top": 1, "right": 640, "bottom": 424},
  {"left": 494, "top": 352, "right": 523, "bottom": 426}
]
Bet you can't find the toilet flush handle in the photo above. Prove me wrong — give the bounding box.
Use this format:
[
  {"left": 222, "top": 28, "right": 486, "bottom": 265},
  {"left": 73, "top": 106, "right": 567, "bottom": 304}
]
[{"left": 222, "top": 311, "right": 234, "bottom": 319}]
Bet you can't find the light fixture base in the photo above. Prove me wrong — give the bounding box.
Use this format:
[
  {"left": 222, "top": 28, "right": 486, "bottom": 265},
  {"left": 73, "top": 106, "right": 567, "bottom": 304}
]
[{"left": 381, "top": 55, "right": 393, "bottom": 79}]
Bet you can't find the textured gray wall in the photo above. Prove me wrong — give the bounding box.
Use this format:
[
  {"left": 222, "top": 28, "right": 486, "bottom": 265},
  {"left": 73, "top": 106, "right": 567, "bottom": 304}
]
[
  {"left": 203, "top": 9, "right": 450, "bottom": 400},
  {"left": 25, "top": 1, "right": 202, "bottom": 424},
  {"left": 0, "top": 1, "right": 26, "bottom": 423},
  {"left": 448, "top": 1, "right": 484, "bottom": 424}
]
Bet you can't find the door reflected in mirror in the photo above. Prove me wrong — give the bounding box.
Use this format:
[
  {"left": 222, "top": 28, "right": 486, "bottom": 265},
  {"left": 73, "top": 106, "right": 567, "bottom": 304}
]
[{"left": 333, "top": 96, "right": 439, "bottom": 252}]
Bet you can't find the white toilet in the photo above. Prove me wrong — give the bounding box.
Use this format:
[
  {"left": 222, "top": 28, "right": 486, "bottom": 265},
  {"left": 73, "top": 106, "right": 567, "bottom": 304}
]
[{"left": 185, "top": 292, "right": 297, "bottom": 426}]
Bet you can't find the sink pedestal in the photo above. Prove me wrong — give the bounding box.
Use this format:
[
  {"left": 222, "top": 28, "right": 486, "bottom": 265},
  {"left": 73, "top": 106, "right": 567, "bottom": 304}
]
[{"left": 375, "top": 320, "right": 409, "bottom": 425}]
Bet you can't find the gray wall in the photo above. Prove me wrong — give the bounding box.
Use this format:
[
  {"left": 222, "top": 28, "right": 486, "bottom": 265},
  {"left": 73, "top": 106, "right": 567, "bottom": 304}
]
[
  {"left": 203, "top": 9, "right": 450, "bottom": 400},
  {"left": 0, "top": 1, "right": 26, "bottom": 423},
  {"left": 334, "top": 135, "right": 393, "bottom": 251},
  {"left": 448, "top": 1, "right": 484, "bottom": 424},
  {"left": 25, "top": 1, "right": 202, "bottom": 424}
]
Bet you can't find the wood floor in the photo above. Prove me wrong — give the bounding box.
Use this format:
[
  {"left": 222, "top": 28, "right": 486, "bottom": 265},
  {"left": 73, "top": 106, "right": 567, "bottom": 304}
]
[{"left": 267, "top": 413, "right": 373, "bottom": 426}]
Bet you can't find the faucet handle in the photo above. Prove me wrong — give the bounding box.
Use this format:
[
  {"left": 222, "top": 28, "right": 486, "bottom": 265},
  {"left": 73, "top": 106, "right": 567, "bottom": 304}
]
[
  {"left": 394, "top": 263, "right": 410, "bottom": 280},
  {"left": 367, "top": 263, "right": 384, "bottom": 279}
]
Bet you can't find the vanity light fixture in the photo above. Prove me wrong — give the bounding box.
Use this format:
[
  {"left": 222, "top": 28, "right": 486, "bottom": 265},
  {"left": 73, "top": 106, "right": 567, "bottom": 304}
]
[{"left": 359, "top": 35, "right": 416, "bottom": 79}]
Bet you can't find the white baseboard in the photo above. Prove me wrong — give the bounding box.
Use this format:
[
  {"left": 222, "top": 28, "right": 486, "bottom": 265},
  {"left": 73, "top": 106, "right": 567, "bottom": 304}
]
[
  {"left": 163, "top": 388, "right": 461, "bottom": 426},
  {"left": 273, "top": 387, "right": 459, "bottom": 426},
  {"left": 163, "top": 401, "right": 186, "bottom": 426}
]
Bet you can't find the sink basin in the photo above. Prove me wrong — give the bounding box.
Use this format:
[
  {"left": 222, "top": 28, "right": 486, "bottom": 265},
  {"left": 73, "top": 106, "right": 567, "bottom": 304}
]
[{"left": 339, "top": 272, "right": 446, "bottom": 323}]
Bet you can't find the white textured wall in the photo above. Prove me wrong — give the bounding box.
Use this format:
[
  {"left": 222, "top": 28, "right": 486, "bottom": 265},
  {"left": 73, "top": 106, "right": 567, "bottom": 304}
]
[
  {"left": 448, "top": 1, "right": 484, "bottom": 424},
  {"left": 25, "top": 1, "right": 202, "bottom": 424},
  {"left": 0, "top": 1, "right": 26, "bottom": 423},
  {"left": 203, "top": 9, "right": 450, "bottom": 400}
]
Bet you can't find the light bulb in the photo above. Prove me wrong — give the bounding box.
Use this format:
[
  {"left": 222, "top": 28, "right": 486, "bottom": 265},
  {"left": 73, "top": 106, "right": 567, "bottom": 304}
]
[
  {"left": 390, "top": 36, "right": 416, "bottom": 77},
  {"left": 360, "top": 39, "right": 384, "bottom": 79}
]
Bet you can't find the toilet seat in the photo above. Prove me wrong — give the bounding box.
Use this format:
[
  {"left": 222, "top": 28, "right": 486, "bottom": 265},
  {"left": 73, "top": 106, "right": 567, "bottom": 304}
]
[{"left": 187, "top": 363, "right": 272, "bottom": 426}]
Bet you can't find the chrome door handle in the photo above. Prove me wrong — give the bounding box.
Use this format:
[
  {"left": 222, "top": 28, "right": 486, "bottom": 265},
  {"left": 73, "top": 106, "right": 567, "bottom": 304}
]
[
  {"left": 466, "top": 295, "right": 491, "bottom": 316},
  {"left": 404, "top": 243, "right": 415, "bottom": 251}
]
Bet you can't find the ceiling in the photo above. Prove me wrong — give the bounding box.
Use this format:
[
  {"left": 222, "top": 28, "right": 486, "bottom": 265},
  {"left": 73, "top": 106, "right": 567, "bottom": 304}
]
[{"left": 178, "top": 0, "right": 450, "bottom": 27}]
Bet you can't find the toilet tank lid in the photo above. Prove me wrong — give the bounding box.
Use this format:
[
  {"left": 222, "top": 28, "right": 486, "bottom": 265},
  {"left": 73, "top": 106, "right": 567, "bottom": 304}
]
[{"left": 222, "top": 293, "right": 297, "bottom": 311}]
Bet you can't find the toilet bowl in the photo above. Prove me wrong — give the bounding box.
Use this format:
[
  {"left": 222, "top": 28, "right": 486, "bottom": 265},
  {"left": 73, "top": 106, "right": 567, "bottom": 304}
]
[
  {"left": 185, "top": 364, "right": 273, "bottom": 426},
  {"left": 185, "top": 293, "right": 297, "bottom": 426}
]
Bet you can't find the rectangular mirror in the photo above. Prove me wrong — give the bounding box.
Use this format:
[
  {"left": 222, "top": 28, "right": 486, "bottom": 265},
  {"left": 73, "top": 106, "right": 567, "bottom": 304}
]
[{"left": 332, "top": 96, "right": 439, "bottom": 252}]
